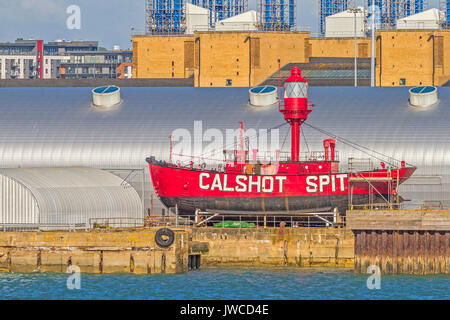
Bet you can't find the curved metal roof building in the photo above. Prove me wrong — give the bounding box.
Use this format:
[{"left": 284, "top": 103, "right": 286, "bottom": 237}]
[
  {"left": 0, "top": 86, "right": 449, "bottom": 212},
  {"left": 0, "top": 167, "right": 143, "bottom": 227}
]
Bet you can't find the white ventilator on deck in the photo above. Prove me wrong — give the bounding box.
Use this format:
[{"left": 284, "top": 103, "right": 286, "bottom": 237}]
[
  {"left": 0, "top": 167, "right": 143, "bottom": 228},
  {"left": 409, "top": 86, "right": 438, "bottom": 107},
  {"left": 249, "top": 86, "right": 278, "bottom": 106},
  {"left": 92, "top": 85, "right": 121, "bottom": 107}
]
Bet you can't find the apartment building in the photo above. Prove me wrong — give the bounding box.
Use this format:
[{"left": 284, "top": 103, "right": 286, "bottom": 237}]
[{"left": 0, "top": 39, "right": 132, "bottom": 79}]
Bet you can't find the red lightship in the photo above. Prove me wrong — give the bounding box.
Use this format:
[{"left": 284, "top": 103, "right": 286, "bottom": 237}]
[{"left": 146, "top": 68, "right": 416, "bottom": 214}]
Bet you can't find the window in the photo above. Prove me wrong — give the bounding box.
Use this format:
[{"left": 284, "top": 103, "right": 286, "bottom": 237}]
[{"left": 284, "top": 82, "right": 308, "bottom": 98}]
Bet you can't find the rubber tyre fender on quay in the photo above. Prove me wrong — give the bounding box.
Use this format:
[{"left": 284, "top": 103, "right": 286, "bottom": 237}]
[{"left": 155, "top": 228, "right": 175, "bottom": 248}]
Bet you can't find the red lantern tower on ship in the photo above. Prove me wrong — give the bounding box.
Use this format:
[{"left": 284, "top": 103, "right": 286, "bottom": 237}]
[{"left": 279, "top": 67, "right": 313, "bottom": 162}]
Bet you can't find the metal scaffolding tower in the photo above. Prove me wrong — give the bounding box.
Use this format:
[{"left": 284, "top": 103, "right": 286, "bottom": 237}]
[
  {"left": 442, "top": 0, "right": 450, "bottom": 27},
  {"left": 319, "top": 0, "right": 349, "bottom": 35},
  {"left": 146, "top": 0, "right": 185, "bottom": 34},
  {"left": 192, "top": 0, "right": 248, "bottom": 27},
  {"left": 258, "top": 0, "right": 297, "bottom": 31},
  {"left": 366, "top": 0, "right": 427, "bottom": 27}
]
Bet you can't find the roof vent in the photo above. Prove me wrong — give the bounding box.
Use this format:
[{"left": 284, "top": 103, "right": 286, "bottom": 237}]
[
  {"left": 92, "top": 85, "right": 121, "bottom": 107},
  {"left": 249, "top": 86, "right": 278, "bottom": 107},
  {"left": 409, "top": 86, "right": 438, "bottom": 108}
]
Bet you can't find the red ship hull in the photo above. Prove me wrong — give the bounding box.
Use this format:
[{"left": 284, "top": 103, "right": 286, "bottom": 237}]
[{"left": 147, "top": 158, "right": 416, "bottom": 214}]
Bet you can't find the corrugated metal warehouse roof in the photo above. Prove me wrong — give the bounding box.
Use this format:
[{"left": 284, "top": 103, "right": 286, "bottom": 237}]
[
  {"left": 0, "top": 86, "right": 449, "bottom": 211},
  {"left": 0, "top": 167, "right": 143, "bottom": 227}
]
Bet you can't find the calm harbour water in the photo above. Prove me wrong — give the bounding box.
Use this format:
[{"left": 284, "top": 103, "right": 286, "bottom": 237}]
[{"left": 0, "top": 267, "right": 448, "bottom": 300}]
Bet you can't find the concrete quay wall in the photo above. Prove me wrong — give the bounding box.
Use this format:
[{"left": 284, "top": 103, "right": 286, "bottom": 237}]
[
  {"left": 189, "top": 227, "right": 355, "bottom": 268},
  {"left": 0, "top": 229, "right": 189, "bottom": 274},
  {"left": 3, "top": 212, "right": 446, "bottom": 275}
]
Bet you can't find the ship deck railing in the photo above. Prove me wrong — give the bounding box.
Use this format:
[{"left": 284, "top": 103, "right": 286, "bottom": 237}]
[
  {"left": 348, "top": 176, "right": 394, "bottom": 182},
  {"left": 171, "top": 150, "right": 340, "bottom": 169}
]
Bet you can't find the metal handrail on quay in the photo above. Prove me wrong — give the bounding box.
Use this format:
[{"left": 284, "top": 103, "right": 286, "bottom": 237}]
[
  {"left": 88, "top": 212, "right": 345, "bottom": 229},
  {"left": 88, "top": 217, "right": 144, "bottom": 229},
  {"left": 0, "top": 223, "right": 88, "bottom": 232},
  {"left": 349, "top": 203, "right": 404, "bottom": 210},
  {"left": 160, "top": 213, "right": 344, "bottom": 228}
]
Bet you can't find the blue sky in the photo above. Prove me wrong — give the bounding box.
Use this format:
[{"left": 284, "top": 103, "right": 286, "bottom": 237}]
[{"left": 0, "top": 0, "right": 442, "bottom": 49}]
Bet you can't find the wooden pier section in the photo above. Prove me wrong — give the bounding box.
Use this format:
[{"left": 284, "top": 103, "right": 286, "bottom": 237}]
[{"left": 347, "top": 210, "right": 449, "bottom": 274}]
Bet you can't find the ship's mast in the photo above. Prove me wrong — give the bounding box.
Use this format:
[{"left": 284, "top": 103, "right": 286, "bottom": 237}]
[
  {"left": 238, "top": 121, "right": 245, "bottom": 163},
  {"left": 279, "top": 67, "right": 312, "bottom": 162}
]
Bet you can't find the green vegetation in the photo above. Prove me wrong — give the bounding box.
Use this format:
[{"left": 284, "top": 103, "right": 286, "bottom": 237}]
[
  {"left": 212, "top": 221, "right": 255, "bottom": 228},
  {"left": 93, "top": 221, "right": 111, "bottom": 229}
]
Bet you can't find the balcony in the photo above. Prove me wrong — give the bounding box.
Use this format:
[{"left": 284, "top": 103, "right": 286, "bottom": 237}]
[{"left": 278, "top": 100, "right": 314, "bottom": 113}]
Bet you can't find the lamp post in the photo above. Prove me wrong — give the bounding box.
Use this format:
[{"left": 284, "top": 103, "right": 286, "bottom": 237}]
[
  {"left": 348, "top": 7, "right": 362, "bottom": 87},
  {"left": 370, "top": 5, "right": 376, "bottom": 87}
]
